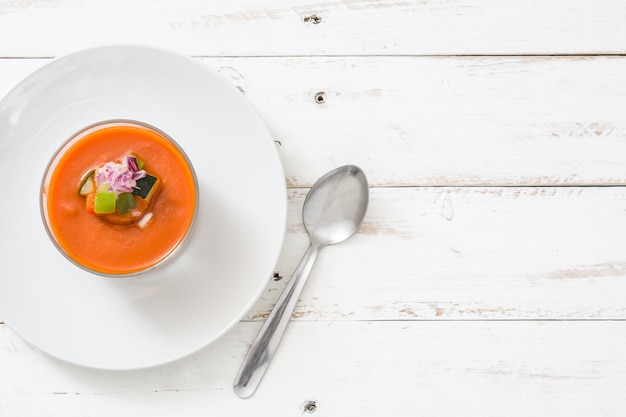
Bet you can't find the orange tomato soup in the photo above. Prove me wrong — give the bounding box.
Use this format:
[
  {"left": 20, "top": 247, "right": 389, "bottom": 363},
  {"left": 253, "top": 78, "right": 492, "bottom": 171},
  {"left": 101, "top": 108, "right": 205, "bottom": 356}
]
[{"left": 42, "top": 121, "right": 197, "bottom": 275}]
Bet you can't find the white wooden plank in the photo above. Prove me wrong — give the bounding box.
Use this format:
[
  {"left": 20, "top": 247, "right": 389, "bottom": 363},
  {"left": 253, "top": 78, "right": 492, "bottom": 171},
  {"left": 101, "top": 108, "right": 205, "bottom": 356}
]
[
  {"left": 0, "top": 0, "right": 624, "bottom": 57},
  {"left": 245, "top": 186, "right": 626, "bottom": 321},
  {"left": 1, "top": 56, "right": 625, "bottom": 186},
  {"left": 203, "top": 56, "right": 626, "bottom": 187},
  {"left": 1, "top": 320, "right": 625, "bottom": 416}
]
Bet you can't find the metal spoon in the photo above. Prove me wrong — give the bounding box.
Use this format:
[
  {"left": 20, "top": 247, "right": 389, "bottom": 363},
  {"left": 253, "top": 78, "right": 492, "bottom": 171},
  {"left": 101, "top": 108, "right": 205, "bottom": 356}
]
[{"left": 233, "top": 165, "right": 369, "bottom": 398}]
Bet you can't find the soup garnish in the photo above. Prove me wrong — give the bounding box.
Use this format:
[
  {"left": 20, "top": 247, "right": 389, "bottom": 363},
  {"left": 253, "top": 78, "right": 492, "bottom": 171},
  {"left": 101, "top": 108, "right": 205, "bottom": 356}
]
[{"left": 78, "top": 154, "right": 160, "bottom": 226}]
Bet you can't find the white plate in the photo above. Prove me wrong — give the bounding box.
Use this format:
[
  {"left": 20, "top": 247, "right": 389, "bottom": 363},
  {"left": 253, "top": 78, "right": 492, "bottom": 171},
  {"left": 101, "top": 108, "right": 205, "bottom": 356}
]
[{"left": 0, "top": 45, "right": 286, "bottom": 370}]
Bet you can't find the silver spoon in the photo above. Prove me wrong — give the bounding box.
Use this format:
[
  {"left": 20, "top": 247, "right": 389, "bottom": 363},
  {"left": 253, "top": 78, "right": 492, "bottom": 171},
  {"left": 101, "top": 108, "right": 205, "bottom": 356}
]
[{"left": 234, "top": 165, "right": 369, "bottom": 398}]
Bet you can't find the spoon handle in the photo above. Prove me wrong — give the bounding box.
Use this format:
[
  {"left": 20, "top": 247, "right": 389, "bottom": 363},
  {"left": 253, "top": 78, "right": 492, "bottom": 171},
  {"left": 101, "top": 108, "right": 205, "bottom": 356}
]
[{"left": 234, "top": 243, "right": 320, "bottom": 398}]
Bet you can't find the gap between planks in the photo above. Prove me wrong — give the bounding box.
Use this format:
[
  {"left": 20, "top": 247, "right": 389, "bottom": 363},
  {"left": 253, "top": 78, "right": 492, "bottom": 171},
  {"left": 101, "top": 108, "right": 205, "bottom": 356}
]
[
  {"left": 240, "top": 318, "right": 626, "bottom": 322},
  {"left": 2, "top": 53, "right": 626, "bottom": 60}
]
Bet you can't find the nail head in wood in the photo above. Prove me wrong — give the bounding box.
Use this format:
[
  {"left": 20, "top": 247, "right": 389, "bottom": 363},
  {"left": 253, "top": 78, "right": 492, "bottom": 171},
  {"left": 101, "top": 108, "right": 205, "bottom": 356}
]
[
  {"left": 314, "top": 92, "right": 326, "bottom": 104},
  {"left": 304, "top": 14, "right": 323, "bottom": 24},
  {"left": 302, "top": 400, "right": 317, "bottom": 413}
]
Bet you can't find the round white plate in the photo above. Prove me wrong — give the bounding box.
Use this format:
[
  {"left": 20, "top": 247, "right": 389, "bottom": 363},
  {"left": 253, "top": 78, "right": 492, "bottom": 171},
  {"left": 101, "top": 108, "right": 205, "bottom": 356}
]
[{"left": 0, "top": 45, "right": 286, "bottom": 370}]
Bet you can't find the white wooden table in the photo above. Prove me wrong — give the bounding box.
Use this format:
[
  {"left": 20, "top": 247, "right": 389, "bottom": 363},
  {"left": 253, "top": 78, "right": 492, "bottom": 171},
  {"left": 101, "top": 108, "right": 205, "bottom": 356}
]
[{"left": 1, "top": 1, "right": 626, "bottom": 415}]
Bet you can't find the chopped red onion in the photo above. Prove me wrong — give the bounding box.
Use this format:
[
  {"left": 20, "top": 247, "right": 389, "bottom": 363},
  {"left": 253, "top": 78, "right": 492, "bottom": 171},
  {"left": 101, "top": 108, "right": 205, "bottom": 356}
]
[{"left": 94, "top": 156, "right": 147, "bottom": 195}]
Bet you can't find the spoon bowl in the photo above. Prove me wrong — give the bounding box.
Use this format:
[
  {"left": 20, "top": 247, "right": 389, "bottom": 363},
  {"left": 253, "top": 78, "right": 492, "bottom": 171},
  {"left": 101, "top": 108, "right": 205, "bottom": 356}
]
[
  {"left": 304, "top": 165, "right": 369, "bottom": 246},
  {"left": 234, "top": 165, "right": 369, "bottom": 398}
]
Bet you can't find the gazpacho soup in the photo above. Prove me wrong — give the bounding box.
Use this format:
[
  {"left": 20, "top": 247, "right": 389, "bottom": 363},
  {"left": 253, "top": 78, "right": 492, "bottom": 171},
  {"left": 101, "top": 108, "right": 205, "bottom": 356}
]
[{"left": 41, "top": 121, "right": 197, "bottom": 275}]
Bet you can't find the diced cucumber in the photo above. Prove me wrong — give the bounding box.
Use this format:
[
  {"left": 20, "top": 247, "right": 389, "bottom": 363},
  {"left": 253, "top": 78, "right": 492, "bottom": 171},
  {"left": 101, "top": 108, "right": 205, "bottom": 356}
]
[
  {"left": 133, "top": 174, "right": 158, "bottom": 199},
  {"left": 78, "top": 170, "right": 96, "bottom": 196},
  {"left": 117, "top": 192, "right": 136, "bottom": 214},
  {"left": 94, "top": 190, "right": 116, "bottom": 214}
]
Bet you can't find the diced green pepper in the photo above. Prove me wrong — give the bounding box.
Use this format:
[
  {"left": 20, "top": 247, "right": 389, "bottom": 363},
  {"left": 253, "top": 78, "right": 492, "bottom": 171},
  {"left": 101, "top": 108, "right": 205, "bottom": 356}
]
[
  {"left": 94, "top": 190, "right": 116, "bottom": 214},
  {"left": 117, "top": 192, "right": 136, "bottom": 214}
]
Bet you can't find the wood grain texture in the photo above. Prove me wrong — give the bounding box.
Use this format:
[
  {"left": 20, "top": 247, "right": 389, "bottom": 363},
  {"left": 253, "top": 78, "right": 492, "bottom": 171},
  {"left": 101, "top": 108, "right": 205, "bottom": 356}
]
[
  {"left": 245, "top": 186, "right": 626, "bottom": 321},
  {"left": 204, "top": 56, "right": 626, "bottom": 186},
  {"left": 0, "top": 0, "right": 624, "bottom": 56},
  {"left": 1, "top": 1, "right": 626, "bottom": 415},
  {"left": 1, "top": 320, "right": 625, "bottom": 416},
  {"left": 1, "top": 56, "right": 625, "bottom": 186}
]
